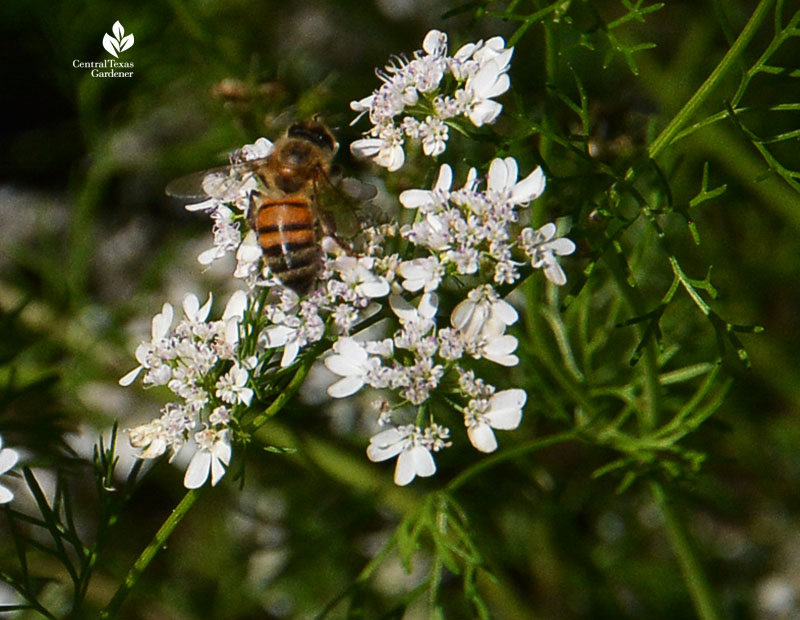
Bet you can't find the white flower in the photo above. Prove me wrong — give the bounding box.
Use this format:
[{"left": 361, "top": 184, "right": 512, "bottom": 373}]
[
  {"left": 366, "top": 426, "right": 436, "bottom": 486},
  {"left": 197, "top": 206, "right": 240, "bottom": 265},
  {"left": 519, "top": 223, "right": 577, "bottom": 286},
  {"left": 325, "top": 337, "right": 374, "bottom": 398},
  {"left": 240, "top": 136, "right": 273, "bottom": 160},
  {"left": 351, "top": 133, "right": 405, "bottom": 171},
  {"left": 451, "top": 285, "right": 518, "bottom": 342},
  {"left": 397, "top": 256, "right": 444, "bottom": 292},
  {"left": 0, "top": 436, "right": 19, "bottom": 504},
  {"left": 350, "top": 31, "right": 513, "bottom": 168},
  {"left": 480, "top": 330, "right": 520, "bottom": 367},
  {"left": 465, "top": 389, "right": 526, "bottom": 453},
  {"left": 419, "top": 116, "right": 448, "bottom": 156},
  {"left": 399, "top": 163, "right": 452, "bottom": 211},
  {"left": 119, "top": 302, "right": 174, "bottom": 386},
  {"left": 486, "top": 158, "right": 546, "bottom": 206},
  {"left": 182, "top": 293, "right": 213, "bottom": 323},
  {"left": 261, "top": 323, "right": 300, "bottom": 368},
  {"left": 464, "top": 60, "right": 510, "bottom": 127},
  {"left": 334, "top": 255, "right": 390, "bottom": 298},
  {"left": 422, "top": 29, "right": 448, "bottom": 56},
  {"left": 216, "top": 364, "right": 254, "bottom": 406},
  {"left": 128, "top": 419, "right": 170, "bottom": 459},
  {"left": 390, "top": 292, "right": 438, "bottom": 335},
  {"left": 184, "top": 428, "right": 232, "bottom": 488},
  {"left": 233, "top": 231, "right": 263, "bottom": 281}
]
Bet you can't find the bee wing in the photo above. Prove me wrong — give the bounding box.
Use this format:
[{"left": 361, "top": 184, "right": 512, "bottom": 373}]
[
  {"left": 313, "top": 175, "right": 377, "bottom": 238},
  {"left": 339, "top": 176, "right": 378, "bottom": 201},
  {"left": 165, "top": 161, "right": 266, "bottom": 202}
]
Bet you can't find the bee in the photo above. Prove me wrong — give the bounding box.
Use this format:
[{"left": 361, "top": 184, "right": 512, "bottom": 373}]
[{"left": 167, "top": 118, "right": 344, "bottom": 294}]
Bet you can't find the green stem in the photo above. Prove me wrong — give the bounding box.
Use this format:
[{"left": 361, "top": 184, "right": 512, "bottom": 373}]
[
  {"left": 603, "top": 251, "right": 723, "bottom": 618},
  {"left": 447, "top": 431, "right": 576, "bottom": 492},
  {"left": 646, "top": 0, "right": 776, "bottom": 160},
  {"left": 100, "top": 361, "right": 312, "bottom": 618},
  {"left": 538, "top": 21, "right": 559, "bottom": 172},
  {"left": 650, "top": 482, "right": 723, "bottom": 620},
  {"left": 245, "top": 357, "right": 313, "bottom": 432},
  {"left": 99, "top": 488, "right": 203, "bottom": 619}
]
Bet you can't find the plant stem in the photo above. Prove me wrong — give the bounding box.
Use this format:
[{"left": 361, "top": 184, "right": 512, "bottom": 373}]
[
  {"left": 646, "top": 0, "right": 776, "bottom": 160},
  {"left": 603, "top": 250, "right": 724, "bottom": 618},
  {"left": 98, "top": 488, "right": 203, "bottom": 619},
  {"left": 650, "top": 481, "right": 723, "bottom": 620},
  {"left": 245, "top": 357, "right": 313, "bottom": 432},
  {"left": 446, "top": 431, "right": 577, "bottom": 492},
  {"left": 99, "top": 360, "right": 312, "bottom": 618}
]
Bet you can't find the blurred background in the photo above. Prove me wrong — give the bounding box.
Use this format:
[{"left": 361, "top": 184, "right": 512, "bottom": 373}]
[{"left": 1, "top": 0, "right": 799, "bottom": 618}]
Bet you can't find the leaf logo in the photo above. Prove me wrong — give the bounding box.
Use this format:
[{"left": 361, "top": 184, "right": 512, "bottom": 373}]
[{"left": 102, "top": 21, "right": 134, "bottom": 58}]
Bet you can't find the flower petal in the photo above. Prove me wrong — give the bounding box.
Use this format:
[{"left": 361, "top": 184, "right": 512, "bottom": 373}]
[
  {"left": 0, "top": 448, "right": 18, "bottom": 475},
  {"left": 367, "top": 429, "right": 405, "bottom": 462},
  {"left": 223, "top": 290, "right": 248, "bottom": 321},
  {"left": 118, "top": 366, "right": 143, "bottom": 386},
  {"left": 469, "top": 100, "right": 503, "bottom": 127},
  {"left": 468, "top": 422, "right": 498, "bottom": 453},
  {"left": 151, "top": 303, "right": 173, "bottom": 339},
  {"left": 358, "top": 278, "right": 390, "bottom": 298},
  {"left": 182, "top": 294, "right": 199, "bottom": 320},
  {"left": 418, "top": 293, "right": 438, "bottom": 319},
  {"left": 399, "top": 189, "right": 433, "bottom": 210},
  {"left": 280, "top": 340, "right": 300, "bottom": 367},
  {"left": 394, "top": 449, "right": 418, "bottom": 486},
  {"left": 0, "top": 484, "right": 13, "bottom": 504},
  {"left": 487, "top": 389, "right": 526, "bottom": 429},
  {"left": 327, "top": 376, "right": 364, "bottom": 398},
  {"left": 410, "top": 445, "right": 436, "bottom": 478},
  {"left": 183, "top": 451, "right": 211, "bottom": 489},
  {"left": 434, "top": 164, "right": 453, "bottom": 192},
  {"left": 487, "top": 158, "right": 509, "bottom": 193},
  {"left": 492, "top": 299, "right": 518, "bottom": 326},
  {"left": 543, "top": 257, "right": 567, "bottom": 286},
  {"left": 511, "top": 166, "right": 546, "bottom": 204},
  {"left": 483, "top": 335, "right": 519, "bottom": 367},
  {"left": 547, "top": 238, "right": 577, "bottom": 256}
]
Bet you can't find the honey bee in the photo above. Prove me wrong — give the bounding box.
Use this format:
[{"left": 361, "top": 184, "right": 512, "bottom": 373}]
[{"left": 167, "top": 118, "right": 345, "bottom": 294}]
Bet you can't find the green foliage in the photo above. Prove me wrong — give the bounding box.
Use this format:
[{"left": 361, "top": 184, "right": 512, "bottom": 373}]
[{"left": 2, "top": 0, "right": 799, "bottom": 618}]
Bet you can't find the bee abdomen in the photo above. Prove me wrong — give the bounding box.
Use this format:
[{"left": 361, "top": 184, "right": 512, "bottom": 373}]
[{"left": 255, "top": 200, "right": 320, "bottom": 294}]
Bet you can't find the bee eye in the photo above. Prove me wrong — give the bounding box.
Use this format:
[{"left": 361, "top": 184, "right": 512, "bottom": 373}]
[{"left": 289, "top": 123, "right": 336, "bottom": 151}]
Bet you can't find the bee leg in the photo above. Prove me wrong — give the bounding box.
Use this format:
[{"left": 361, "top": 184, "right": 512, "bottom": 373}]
[
  {"left": 319, "top": 211, "right": 353, "bottom": 255},
  {"left": 247, "top": 190, "right": 260, "bottom": 231}
]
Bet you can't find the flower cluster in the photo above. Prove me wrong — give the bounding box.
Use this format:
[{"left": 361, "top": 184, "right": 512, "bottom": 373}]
[
  {"left": 121, "top": 29, "right": 577, "bottom": 488},
  {"left": 350, "top": 29, "right": 513, "bottom": 170},
  {"left": 397, "top": 157, "right": 576, "bottom": 287},
  {"left": 320, "top": 160, "right": 575, "bottom": 485},
  {"left": 121, "top": 292, "right": 247, "bottom": 488}
]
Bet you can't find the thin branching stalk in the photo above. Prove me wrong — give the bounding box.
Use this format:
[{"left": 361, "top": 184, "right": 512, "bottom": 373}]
[
  {"left": 646, "top": 0, "right": 777, "bottom": 160},
  {"left": 99, "top": 359, "right": 313, "bottom": 619}
]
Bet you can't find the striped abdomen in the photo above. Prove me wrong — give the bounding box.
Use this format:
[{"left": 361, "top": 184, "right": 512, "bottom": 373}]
[{"left": 253, "top": 195, "right": 320, "bottom": 294}]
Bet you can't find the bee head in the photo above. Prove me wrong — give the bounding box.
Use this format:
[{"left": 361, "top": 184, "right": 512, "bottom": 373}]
[{"left": 288, "top": 119, "right": 339, "bottom": 154}]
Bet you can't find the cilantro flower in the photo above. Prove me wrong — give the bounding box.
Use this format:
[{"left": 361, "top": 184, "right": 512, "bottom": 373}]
[
  {"left": 465, "top": 389, "right": 526, "bottom": 453},
  {"left": 519, "top": 223, "right": 577, "bottom": 286},
  {"left": 324, "top": 337, "right": 374, "bottom": 398},
  {"left": 119, "top": 302, "right": 174, "bottom": 387},
  {"left": 366, "top": 425, "right": 437, "bottom": 486},
  {"left": 184, "top": 427, "right": 232, "bottom": 489},
  {"left": 351, "top": 30, "right": 513, "bottom": 169}
]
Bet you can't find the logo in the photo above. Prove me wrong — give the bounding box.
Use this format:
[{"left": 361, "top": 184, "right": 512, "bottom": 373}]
[
  {"left": 72, "top": 20, "right": 135, "bottom": 78},
  {"left": 102, "top": 21, "right": 134, "bottom": 58}
]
